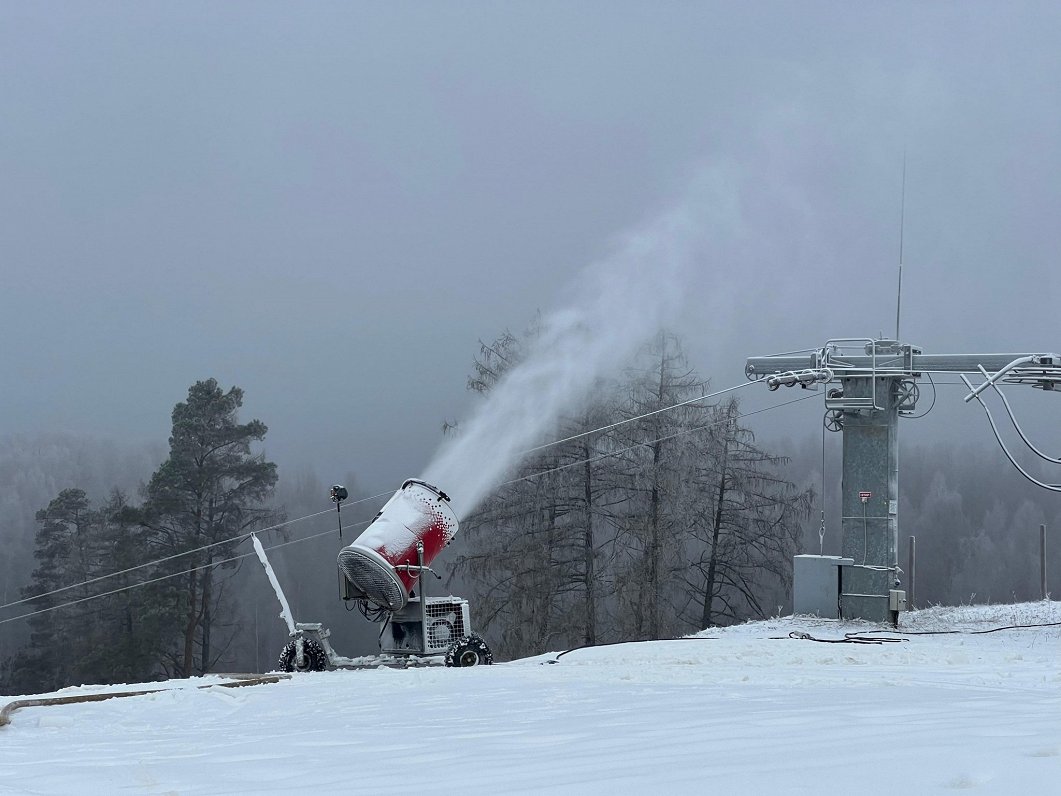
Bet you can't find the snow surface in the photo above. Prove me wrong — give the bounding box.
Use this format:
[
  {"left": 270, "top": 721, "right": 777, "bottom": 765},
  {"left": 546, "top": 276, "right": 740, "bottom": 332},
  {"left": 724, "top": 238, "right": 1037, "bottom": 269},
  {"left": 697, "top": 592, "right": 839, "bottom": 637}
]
[{"left": 3, "top": 602, "right": 1061, "bottom": 795}]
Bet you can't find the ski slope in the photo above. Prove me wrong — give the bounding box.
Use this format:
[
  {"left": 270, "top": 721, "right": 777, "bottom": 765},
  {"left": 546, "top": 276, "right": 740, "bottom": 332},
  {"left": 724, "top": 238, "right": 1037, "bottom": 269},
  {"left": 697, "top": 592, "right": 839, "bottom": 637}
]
[{"left": 3, "top": 603, "right": 1061, "bottom": 795}]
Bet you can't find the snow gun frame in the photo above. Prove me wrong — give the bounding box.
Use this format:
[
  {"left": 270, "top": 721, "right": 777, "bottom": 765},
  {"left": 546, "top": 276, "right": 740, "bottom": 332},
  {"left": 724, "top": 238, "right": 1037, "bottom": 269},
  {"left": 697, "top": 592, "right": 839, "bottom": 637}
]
[{"left": 253, "top": 481, "right": 493, "bottom": 672}]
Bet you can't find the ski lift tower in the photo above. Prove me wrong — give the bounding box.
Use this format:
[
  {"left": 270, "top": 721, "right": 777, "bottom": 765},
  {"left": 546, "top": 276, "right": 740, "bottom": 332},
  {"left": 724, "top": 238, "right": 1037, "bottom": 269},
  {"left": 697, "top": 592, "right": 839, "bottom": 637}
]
[{"left": 745, "top": 339, "right": 1061, "bottom": 624}]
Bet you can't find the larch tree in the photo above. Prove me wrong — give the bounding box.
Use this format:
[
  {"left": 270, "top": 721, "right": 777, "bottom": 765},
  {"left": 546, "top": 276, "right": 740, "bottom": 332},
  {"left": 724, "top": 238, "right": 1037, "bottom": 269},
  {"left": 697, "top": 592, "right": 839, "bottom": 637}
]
[
  {"left": 452, "top": 326, "right": 563, "bottom": 655},
  {"left": 452, "top": 325, "right": 627, "bottom": 656},
  {"left": 610, "top": 331, "right": 711, "bottom": 640},
  {"left": 687, "top": 398, "right": 814, "bottom": 629},
  {"left": 449, "top": 326, "right": 815, "bottom": 657}
]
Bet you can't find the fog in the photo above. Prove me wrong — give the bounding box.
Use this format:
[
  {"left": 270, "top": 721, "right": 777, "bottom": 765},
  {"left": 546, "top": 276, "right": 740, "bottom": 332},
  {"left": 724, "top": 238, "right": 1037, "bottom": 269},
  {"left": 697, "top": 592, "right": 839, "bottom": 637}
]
[{"left": 3, "top": 2, "right": 1060, "bottom": 493}]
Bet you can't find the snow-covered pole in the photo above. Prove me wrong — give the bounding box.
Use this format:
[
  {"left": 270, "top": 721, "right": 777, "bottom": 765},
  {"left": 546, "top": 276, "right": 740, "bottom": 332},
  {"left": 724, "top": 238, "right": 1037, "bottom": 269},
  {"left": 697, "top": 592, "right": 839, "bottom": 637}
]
[
  {"left": 252, "top": 534, "right": 296, "bottom": 636},
  {"left": 1041, "top": 524, "right": 1048, "bottom": 601}
]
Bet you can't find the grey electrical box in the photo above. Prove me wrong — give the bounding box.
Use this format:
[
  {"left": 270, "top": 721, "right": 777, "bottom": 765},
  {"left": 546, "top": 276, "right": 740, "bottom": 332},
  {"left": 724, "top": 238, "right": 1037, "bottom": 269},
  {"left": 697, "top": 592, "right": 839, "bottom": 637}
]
[
  {"left": 793, "top": 555, "right": 854, "bottom": 619},
  {"left": 888, "top": 589, "right": 907, "bottom": 612}
]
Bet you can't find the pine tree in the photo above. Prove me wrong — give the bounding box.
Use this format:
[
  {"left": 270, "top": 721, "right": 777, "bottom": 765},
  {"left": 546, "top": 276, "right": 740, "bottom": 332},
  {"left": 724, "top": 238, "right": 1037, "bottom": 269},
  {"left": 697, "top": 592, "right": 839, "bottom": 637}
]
[
  {"left": 140, "top": 379, "right": 279, "bottom": 677},
  {"left": 4, "top": 489, "right": 94, "bottom": 691},
  {"left": 0, "top": 487, "right": 177, "bottom": 694},
  {"left": 87, "top": 489, "right": 169, "bottom": 684}
]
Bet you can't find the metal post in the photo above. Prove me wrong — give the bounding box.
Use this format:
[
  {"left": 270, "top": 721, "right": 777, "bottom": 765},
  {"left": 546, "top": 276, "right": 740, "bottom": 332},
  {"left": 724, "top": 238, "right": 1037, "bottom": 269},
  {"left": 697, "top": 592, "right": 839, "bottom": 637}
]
[
  {"left": 745, "top": 344, "right": 1061, "bottom": 622},
  {"left": 1040, "top": 524, "right": 1047, "bottom": 601},
  {"left": 838, "top": 375, "right": 900, "bottom": 622},
  {"left": 908, "top": 535, "right": 916, "bottom": 610},
  {"left": 255, "top": 602, "right": 260, "bottom": 673},
  {"left": 417, "top": 542, "right": 428, "bottom": 652}
]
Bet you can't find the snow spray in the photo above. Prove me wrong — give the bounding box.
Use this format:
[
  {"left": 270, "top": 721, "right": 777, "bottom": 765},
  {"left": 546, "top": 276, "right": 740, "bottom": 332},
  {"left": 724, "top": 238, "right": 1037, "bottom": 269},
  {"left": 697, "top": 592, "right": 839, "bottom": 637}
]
[
  {"left": 421, "top": 173, "right": 729, "bottom": 519},
  {"left": 337, "top": 479, "right": 457, "bottom": 611}
]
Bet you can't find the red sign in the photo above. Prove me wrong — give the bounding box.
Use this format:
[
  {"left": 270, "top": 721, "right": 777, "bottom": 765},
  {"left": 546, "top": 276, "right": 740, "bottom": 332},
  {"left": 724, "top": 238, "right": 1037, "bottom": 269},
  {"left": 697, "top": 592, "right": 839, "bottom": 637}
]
[{"left": 858, "top": 491, "right": 873, "bottom": 502}]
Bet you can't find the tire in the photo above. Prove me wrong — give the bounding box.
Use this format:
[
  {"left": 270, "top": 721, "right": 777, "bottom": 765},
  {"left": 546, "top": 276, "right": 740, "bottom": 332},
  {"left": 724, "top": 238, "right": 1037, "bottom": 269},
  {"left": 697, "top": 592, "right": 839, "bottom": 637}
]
[
  {"left": 444, "top": 633, "right": 493, "bottom": 667},
  {"left": 278, "top": 637, "right": 329, "bottom": 672}
]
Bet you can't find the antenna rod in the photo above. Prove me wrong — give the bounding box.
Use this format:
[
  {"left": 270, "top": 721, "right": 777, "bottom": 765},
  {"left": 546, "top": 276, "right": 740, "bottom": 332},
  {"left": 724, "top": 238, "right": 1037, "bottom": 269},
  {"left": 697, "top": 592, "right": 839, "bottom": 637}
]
[{"left": 895, "top": 152, "right": 906, "bottom": 341}]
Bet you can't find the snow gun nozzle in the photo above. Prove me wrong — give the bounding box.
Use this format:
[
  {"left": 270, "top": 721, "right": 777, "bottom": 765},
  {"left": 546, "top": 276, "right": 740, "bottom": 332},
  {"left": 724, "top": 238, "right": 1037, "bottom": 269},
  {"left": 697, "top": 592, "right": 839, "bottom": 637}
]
[{"left": 337, "top": 479, "right": 459, "bottom": 612}]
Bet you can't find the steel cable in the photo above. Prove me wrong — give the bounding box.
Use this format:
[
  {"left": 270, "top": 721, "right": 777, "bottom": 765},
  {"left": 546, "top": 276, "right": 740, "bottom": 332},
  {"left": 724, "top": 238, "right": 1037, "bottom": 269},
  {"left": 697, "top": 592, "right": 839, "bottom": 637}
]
[
  {"left": 1, "top": 387, "right": 818, "bottom": 624},
  {"left": 0, "top": 490, "right": 393, "bottom": 613}
]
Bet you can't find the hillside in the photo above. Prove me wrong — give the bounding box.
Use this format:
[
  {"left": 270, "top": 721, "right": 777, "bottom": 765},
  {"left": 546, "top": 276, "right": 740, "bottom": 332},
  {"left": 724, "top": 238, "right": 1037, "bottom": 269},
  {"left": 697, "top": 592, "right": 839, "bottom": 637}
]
[{"left": 3, "top": 602, "right": 1061, "bottom": 794}]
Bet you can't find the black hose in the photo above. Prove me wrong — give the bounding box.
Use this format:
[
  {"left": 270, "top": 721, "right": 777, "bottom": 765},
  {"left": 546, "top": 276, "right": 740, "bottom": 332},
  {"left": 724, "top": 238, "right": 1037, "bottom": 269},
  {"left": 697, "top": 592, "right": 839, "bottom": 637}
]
[{"left": 546, "top": 636, "right": 718, "bottom": 664}]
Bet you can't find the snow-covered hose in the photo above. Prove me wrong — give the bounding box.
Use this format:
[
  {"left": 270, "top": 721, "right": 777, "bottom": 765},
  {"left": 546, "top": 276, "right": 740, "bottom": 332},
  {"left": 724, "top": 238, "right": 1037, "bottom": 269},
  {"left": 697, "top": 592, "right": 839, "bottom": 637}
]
[{"left": 0, "top": 673, "right": 289, "bottom": 728}]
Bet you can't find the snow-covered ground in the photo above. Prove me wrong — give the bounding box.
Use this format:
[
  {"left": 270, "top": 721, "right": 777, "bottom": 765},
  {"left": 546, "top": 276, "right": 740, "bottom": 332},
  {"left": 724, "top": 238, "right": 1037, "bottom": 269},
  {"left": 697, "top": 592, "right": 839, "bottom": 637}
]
[{"left": 3, "top": 602, "right": 1061, "bottom": 795}]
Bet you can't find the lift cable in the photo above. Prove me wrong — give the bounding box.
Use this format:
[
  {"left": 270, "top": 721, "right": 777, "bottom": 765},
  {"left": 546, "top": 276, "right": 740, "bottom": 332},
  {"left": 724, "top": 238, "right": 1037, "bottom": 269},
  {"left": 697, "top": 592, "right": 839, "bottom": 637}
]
[
  {"left": 519, "top": 379, "right": 759, "bottom": 455},
  {"left": 501, "top": 392, "right": 818, "bottom": 488},
  {"left": 0, "top": 520, "right": 373, "bottom": 627},
  {"left": 4, "top": 366, "right": 1035, "bottom": 623},
  {"left": 0, "top": 393, "right": 818, "bottom": 626},
  {"left": 4, "top": 366, "right": 927, "bottom": 620},
  {"left": 0, "top": 376, "right": 773, "bottom": 614},
  {"left": 0, "top": 491, "right": 393, "bottom": 613}
]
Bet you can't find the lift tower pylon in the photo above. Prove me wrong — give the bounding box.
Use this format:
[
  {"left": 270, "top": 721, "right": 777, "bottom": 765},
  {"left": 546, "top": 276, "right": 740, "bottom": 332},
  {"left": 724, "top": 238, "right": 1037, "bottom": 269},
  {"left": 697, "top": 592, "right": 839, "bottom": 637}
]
[{"left": 746, "top": 340, "right": 1061, "bottom": 624}]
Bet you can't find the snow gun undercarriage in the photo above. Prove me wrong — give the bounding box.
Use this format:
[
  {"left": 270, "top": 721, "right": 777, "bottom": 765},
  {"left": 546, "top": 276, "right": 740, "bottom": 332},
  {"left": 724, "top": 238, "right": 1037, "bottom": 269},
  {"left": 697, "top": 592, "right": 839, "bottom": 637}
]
[{"left": 254, "top": 479, "right": 493, "bottom": 672}]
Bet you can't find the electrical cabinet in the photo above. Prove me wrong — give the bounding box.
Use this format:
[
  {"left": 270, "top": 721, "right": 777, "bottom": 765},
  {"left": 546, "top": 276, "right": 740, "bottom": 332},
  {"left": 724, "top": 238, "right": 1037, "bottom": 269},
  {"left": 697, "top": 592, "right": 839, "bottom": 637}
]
[{"left": 793, "top": 555, "right": 854, "bottom": 619}]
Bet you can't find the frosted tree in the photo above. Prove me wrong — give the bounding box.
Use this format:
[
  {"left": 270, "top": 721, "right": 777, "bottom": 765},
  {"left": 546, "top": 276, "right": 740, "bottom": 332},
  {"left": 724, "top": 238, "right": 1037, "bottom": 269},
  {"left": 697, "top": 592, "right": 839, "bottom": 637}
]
[
  {"left": 609, "top": 331, "right": 712, "bottom": 640},
  {"left": 450, "top": 327, "right": 815, "bottom": 653},
  {"left": 685, "top": 399, "right": 813, "bottom": 628},
  {"left": 452, "top": 326, "right": 626, "bottom": 656},
  {"left": 529, "top": 396, "right": 627, "bottom": 648}
]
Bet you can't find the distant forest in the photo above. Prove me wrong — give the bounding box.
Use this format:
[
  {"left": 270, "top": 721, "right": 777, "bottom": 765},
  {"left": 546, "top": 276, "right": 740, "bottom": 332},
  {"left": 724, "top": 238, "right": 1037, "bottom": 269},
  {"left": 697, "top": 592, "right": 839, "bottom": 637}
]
[{"left": 2, "top": 331, "right": 1060, "bottom": 694}]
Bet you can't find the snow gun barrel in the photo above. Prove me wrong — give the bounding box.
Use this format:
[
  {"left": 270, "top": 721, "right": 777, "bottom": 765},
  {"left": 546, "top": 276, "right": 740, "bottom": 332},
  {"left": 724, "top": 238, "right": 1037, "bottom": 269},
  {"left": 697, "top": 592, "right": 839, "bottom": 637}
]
[{"left": 336, "top": 479, "right": 458, "bottom": 612}]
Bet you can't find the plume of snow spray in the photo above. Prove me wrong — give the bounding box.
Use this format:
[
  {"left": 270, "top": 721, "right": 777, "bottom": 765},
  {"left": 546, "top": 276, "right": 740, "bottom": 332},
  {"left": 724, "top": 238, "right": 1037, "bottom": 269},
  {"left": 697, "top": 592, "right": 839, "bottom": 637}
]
[{"left": 422, "top": 176, "right": 729, "bottom": 518}]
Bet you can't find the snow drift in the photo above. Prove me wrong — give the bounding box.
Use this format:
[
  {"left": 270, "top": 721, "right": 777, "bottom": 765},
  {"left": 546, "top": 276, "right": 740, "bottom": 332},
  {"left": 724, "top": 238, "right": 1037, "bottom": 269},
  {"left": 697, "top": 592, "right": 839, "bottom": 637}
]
[{"left": 3, "top": 602, "right": 1061, "bottom": 794}]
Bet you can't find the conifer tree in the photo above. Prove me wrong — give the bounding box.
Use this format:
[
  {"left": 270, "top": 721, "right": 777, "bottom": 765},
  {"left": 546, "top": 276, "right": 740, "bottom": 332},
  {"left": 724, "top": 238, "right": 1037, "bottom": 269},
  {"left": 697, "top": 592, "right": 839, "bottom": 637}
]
[
  {"left": 4, "top": 489, "right": 95, "bottom": 691},
  {"left": 141, "top": 379, "right": 278, "bottom": 677}
]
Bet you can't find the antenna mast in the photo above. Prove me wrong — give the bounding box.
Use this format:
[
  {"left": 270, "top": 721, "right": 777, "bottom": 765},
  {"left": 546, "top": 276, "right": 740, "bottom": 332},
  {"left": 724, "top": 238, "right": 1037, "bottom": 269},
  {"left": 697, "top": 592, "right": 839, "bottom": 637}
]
[{"left": 895, "top": 153, "right": 906, "bottom": 340}]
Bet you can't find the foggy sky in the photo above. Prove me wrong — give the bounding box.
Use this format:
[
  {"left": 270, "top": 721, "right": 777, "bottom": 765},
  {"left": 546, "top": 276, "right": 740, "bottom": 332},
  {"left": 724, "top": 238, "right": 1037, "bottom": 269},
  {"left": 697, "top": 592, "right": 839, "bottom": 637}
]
[{"left": 3, "top": 2, "right": 1061, "bottom": 495}]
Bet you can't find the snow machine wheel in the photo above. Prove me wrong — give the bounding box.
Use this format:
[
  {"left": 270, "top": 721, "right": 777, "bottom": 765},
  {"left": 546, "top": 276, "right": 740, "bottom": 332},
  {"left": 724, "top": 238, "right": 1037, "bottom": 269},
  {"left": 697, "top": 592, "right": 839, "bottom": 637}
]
[
  {"left": 445, "top": 634, "right": 493, "bottom": 667},
  {"left": 278, "top": 638, "right": 329, "bottom": 672}
]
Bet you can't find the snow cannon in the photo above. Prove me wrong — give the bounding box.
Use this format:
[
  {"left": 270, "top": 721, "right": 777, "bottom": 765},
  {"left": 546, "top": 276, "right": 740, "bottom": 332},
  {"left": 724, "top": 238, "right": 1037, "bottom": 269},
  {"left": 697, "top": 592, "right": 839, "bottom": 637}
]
[{"left": 337, "top": 479, "right": 457, "bottom": 612}]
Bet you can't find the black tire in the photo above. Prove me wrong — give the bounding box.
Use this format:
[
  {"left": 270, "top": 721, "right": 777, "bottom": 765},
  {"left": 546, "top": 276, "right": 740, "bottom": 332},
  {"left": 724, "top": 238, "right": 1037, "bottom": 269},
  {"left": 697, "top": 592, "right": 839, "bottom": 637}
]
[
  {"left": 278, "top": 637, "right": 329, "bottom": 672},
  {"left": 445, "top": 633, "right": 493, "bottom": 667}
]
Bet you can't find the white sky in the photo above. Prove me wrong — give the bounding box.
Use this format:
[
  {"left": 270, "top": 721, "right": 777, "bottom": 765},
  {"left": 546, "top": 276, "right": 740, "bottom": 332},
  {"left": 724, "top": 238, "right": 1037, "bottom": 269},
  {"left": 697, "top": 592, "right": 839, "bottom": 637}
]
[{"left": 3, "top": 2, "right": 1060, "bottom": 491}]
